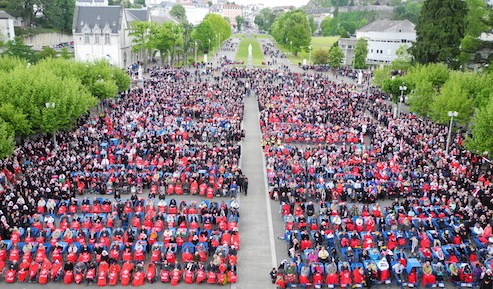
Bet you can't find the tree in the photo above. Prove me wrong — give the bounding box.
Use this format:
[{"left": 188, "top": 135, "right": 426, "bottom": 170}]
[
  {"left": 149, "top": 22, "right": 182, "bottom": 64},
  {"left": 391, "top": 45, "right": 412, "bottom": 72},
  {"left": 328, "top": 45, "right": 344, "bottom": 68},
  {"left": 40, "top": 0, "right": 75, "bottom": 33},
  {"left": 0, "top": 63, "right": 97, "bottom": 134},
  {"left": 235, "top": 15, "right": 245, "bottom": 31},
  {"left": 395, "top": 1, "right": 422, "bottom": 24},
  {"left": 381, "top": 76, "right": 412, "bottom": 103},
  {"left": 37, "top": 46, "right": 58, "bottom": 60},
  {"left": 372, "top": 65, "right": 393, "bottom": 87},
  {"left": 271, "top": 9, "right": 311, "bottom": 56},
  {"left": 429, "top": 74, "right": 474, "bottom": 124},
  {"left": 191, "top": 21, "right": 216, "bottom": 52},
  {"left": 6, "top": 0, "right": 43, "bottom": 27},
  {"left": 0, "top": 56, "right": 28, "bottom": 72},
  {"left": 308, "top": 15, "right": 317, "bottom": 35},
  {"left": 404, "top": 63, "right": 451, "bottom": 117},
  {"left": 465, "top": 97, "right": 493, "bottom": 154},
  {"left": 1, "top": 37, "right": 38, "bottom": 63},
  {"left": 320, "top": 17, "right": 340, "bottom": 36},
  {"left": 203, "top": 13, "right": 231, "bottom": 42},
  {"left": 0, "top": 103, "right": 30, "bottom": 135},
  {"left": 313, "top": 49, "right": 329, "bottom": 64},
  {"left": 254, "top": 8, "right": 278, "bottom": 32},
  {"left": 353, "top": 38, "right": 368, "bottom": 69},
  {"left": 169, "top": 4, "right": 186, "bottom": 22},
  {"left": 0, "top": 120, "right": 14, "bottom": 158},
  {"left": 410, "top": 0, "right": 467, "bottom": 68},
  {"left": 128, "top": 21, "right": 154, "bottom": 55}
]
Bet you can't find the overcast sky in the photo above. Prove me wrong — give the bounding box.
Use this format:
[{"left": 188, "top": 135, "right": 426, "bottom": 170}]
[{"left": 234, "top": 0, "right": 310, "bottom": 8}]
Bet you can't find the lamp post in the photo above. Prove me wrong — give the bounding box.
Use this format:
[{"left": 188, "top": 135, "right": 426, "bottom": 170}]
[
  {"left": 194, "top": 40, "right": 197, "bottom": 63},
  {"left": 45, "top": 102, "right": 57, "bottom": 151},
  {"left": 397, "top": 82, "right": 407, "bottom": 117},
  {"left": 218, "top": 32, "right": 221, "bottom": 49},
  {"left": 290, "top": 40, "right": 293, "bottom": 52},
  {"left": 446, "top": 111, "right": 458, "bottom": 155},
  {"left": 308, "top": 45, "right": 312, "bottom": 65},
  {"left": 208, "top": 38, "right": 211, "bottom": 52}
]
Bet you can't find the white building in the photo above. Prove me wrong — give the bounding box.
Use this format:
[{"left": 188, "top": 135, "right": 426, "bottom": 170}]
[
  {"left": 76, "top": 0, "right": 108, "bottom": 6},
  {"left": 0, "top": 11, "right": 15, "bottom": 41},
  {"left": 183, "top": 2, "right": 210, "bottom": 26},
  {"left": 73, "top": 5, "right": 148, "bottom": 68},
  {"left": 357, "top": 20, "right": 416, "bottom": 65}
]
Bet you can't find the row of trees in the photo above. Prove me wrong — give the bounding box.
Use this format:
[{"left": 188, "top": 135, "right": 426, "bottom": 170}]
[
  {"left": 128, "top": 6, "right": 231, "bottom": 64},
  {"left": 271, "top": 9, "right": 312, "bottom": 56},
  {"left": 311, "top": 38, "right": 368, "bottom": 69},
  {"left": 0, "top": 56, "right": 130, "bottom": 157}
]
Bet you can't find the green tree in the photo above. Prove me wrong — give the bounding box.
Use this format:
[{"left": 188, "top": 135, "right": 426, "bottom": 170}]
[
  {"left": 0, "top": 55, "right": 28, "bottom": 72},
  {"left": 6, "top": 0, "right": 43, "bottom": 27},
  {"left": 191, "top": 20, "right": 216, "bottom": 52},
  {"left": 313, "top": 49, "right": 329, "bottom": 64},
  {"left": 0, "top": 120, "right": 14, "bottom": 158},
  {"left": 391, "top": 45, "right": 412, "bottom": 72},
  {"left": 0, "top": 103, "right": 30, "bottom": 135},
  {"left": 254, "top": 8, "right": 278, "bottom": 32},
  {"left": 0, "top": 64, "right": 97, "bottom": 134},
  {"left": 328, "top": 45, "right": 344, "bottom": 68},
  {"left": 353, "top": 38, "right": 368, "bottom": 69},
  {"left": 395, "top": 1, "right": 422, "bottom": 23},
  {"left": 170, "top": 4, "right": 186, "bottom": 21},
  {"left": 429, "top": 73, "right": 474, "bottom": 124},
  {"left": 1, "top": 37, "right": 38, "bottom": 63},
  {"left": 40, "top": 0, "right": 75, "bottom": 33},
  {"left": 149, "top": 22, "right": 183, "bottom": 65},
  {"left": 235, "top": 15, "right": 245, "bottom": 31},
  {"left": 271, "top": 9, "right": 311, "bottom": 56},
  {"left": 308, "top": 15, "right": 317, "bottom": 35},
  {"left": 320, "top": 17, "right": 340, "bottom": 36},
  {"left": 410, "top": 0, "right": 467, "bottom": 68},
  {"left": 37, "top": 46, "right": 58, "bottom": 60},
  {"left": 128, "top": 21, "right": 153, "bottom": 55},
  {"left": 203, "top": 13, "right": 231, "bottom": 41},
  {"left": 381, "top": 76, "right": 412, "bottom": 103},
  {"left": 465, "top": 97, "right": 493, "bottom": 154},
  {"left": 372, "top": 65, "right": 393, "bottom": 87}
]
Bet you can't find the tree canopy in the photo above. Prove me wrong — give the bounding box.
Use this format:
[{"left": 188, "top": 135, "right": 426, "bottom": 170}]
[
  {"left": 410, "top": 0, "right": 467, "bottom": 68},
  {"left": 271, "top": 9, "right": 312, "bottom": 56}
]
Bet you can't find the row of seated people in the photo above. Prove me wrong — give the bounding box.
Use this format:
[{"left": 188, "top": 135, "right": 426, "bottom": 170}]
[
  {"left": 0, "top": 258, "right": 238, "bottom": 285},
  {"left": 0, "top": 239, "right": 238, "bottom": 268},
  {"left": 276, "top": 258, "right": 480, "bottom": 287},
  {"left": 37, "top": 198, "right": 239, "bottom": 217},
  {"left": 29, "top": 211, "right": 239, "bottom": 233}
]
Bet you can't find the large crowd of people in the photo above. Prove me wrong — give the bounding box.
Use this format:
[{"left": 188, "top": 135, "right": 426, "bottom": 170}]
[
  {"left": 255, "top": 69, "right": 493, "bottom": 288},
  {"left": 0, "top": 66, "right": 248, "bottom": 285}
]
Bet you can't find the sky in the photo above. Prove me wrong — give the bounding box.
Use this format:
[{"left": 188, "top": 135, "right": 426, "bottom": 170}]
[{"left": 233, "top": 0, "right": 310, "bottom": 8}]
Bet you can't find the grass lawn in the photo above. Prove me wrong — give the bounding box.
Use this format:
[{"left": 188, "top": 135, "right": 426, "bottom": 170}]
[
  {"left": 233, "top": 34, "right": 272, "bottom": 39},
  {"left": 236, "top": 38, "right": 264, "bottom": 62},
  {"left": 311, "top": 36, "right": 340, "bottom": 47},
  {"left": 235, "top": 58, "right": 265, "bottom": 65},
  {"left": 277, "top": 37, "right": 340, "bottom": 63}
]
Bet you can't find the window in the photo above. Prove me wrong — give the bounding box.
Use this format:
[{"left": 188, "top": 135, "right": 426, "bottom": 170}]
[
  {"left": 104, "top": 33, "right": 110, "bottom": 45},
  {"left": 95, "top": 35, "right": 100, "bottom": 44},
  {"left": 84, "top": 33, "right": 90, "bottom": 44}
]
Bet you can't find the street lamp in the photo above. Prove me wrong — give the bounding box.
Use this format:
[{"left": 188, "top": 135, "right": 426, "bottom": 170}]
[
  {"left": 397, "top": 82, "right": 407, "bottom": 117},
  {"left": 308, "top": 45, "right": 312, "bottom": 65},
  {"left": 208, "top": 38, "right": 211, "bottom": 52},
  {"left": 194, "top": 40, "right": 197, "bottom": 63},
  {"left": 218, "top": 32, "right": 222, "bottom": 49},
  {"left": 45, "top": 102, "right": 57, "bottom": 151},
  {"left": 446, "top": 111, "right": 458, "bottom": 155},
  {"left": 290, "top": 40, "right": 293, "bottom": 52}
]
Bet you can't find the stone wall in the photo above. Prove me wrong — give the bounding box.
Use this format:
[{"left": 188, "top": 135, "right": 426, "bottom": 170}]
[{"left": 23, "top": 33, "right": 74, "bottom": 50}]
